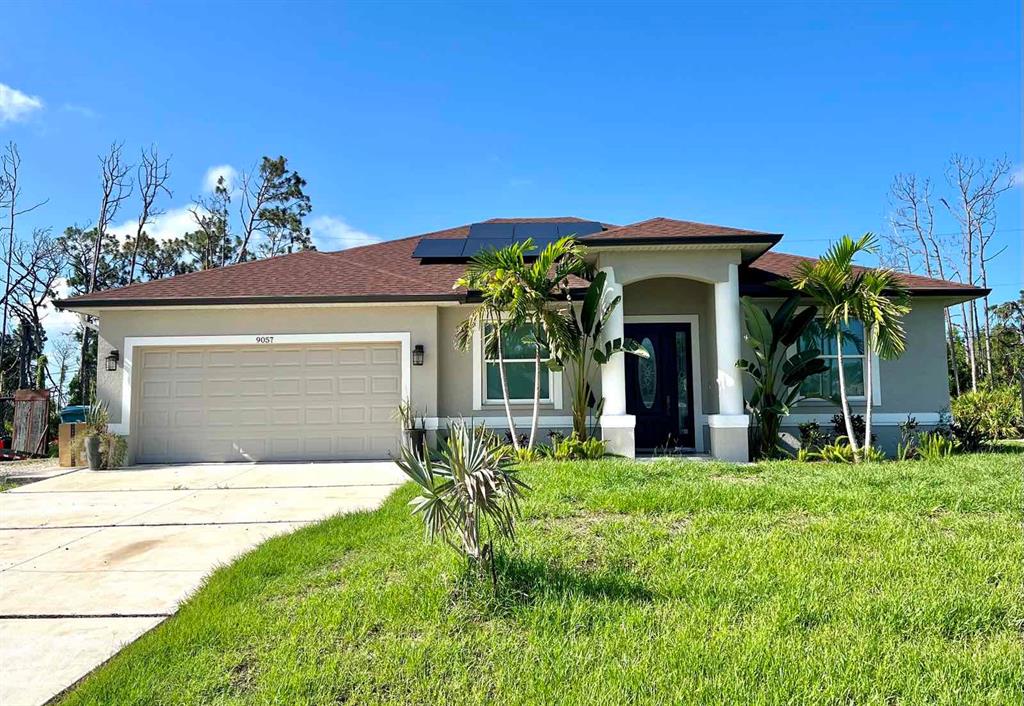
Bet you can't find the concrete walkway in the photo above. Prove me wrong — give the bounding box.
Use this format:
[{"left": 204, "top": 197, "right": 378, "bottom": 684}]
[{"left": 0, "top": 461, "right": 405, "bottom": 706}]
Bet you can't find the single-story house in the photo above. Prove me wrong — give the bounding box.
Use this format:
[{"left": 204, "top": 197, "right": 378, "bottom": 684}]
[{"left": 57, "top": 217, "right": 986, "bottom": 464}]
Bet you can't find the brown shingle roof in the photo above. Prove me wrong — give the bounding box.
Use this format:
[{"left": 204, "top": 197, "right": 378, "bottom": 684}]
[
  {"left": 57, "top": 217, "right": 985, "bottom": 308},
  {"left": 581, "top": 217, "right": 778, "bottom": 242},
  {"left": 742, "top": 251, "right": 989, "bottom": 296}
]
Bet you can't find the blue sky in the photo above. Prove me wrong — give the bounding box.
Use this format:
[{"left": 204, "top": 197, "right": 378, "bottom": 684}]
[{"left": 2, "top": 0, "right": 1021, "bottom": 335}]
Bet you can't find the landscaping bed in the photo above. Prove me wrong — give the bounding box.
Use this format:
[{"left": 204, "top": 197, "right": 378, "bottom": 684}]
[{"left": 61, "top": 449, "right": 1023, "bottom": 705}]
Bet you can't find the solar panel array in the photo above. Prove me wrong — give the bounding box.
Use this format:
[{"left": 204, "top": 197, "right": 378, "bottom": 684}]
[{"left": 413, "top": 221, "right": 603, "bottom": 260}]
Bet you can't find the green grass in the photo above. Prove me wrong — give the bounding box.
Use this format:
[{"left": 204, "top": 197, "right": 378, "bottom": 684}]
[{"left": 62, "top": 449, "right": 1023, "bottom": 705}]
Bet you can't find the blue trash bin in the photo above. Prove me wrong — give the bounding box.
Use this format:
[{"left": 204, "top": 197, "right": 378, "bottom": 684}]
[{"left": 59, "top": 405, "right": 89, "bottom": 424}]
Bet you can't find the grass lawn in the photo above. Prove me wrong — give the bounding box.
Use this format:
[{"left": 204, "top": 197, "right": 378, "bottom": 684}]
[{"left": 62, "top": 449, "right": 1022, "bottom": 705}]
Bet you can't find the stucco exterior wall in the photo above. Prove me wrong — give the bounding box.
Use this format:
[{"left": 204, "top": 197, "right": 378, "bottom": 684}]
[
  {"left": 436, "top": 306, "right": 570, "bottom": 427},
  {"left": 738, "top": 298, "right": 952, "bottom": 418}
]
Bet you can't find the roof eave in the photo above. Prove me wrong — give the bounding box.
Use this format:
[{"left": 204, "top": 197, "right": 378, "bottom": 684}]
[{"left": 55, "top": 293, "right": 468, "bottom": 310}]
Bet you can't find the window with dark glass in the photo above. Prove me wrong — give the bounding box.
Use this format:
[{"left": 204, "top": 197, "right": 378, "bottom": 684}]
[{"left": 483, "top": 324, "right": 550, "bottom": 402}]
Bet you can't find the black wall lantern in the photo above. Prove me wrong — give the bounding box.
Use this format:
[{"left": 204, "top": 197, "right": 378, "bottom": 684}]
[
  {"left": 412, "top": 344, "right": 425, "bottom": 366},
  {"left": 105, "top": 349, "right": 120, "bottom": 372}
]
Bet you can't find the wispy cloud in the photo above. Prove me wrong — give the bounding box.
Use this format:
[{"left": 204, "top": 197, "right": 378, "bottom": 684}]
[
  {"left": 307, "top": 215, "right": 379, "bottom": 251},
  {"left": 1012, "top": 165, "right": 1023, "bottom": 189},
  {"left": 61, "top": 103, "right": 99, "bottom": 119},
  {"left": 107, "top": 206, "right": 200, "bottom": 244},
  {"left": 203, "top": 164, "right": 238, "bottom": 193},
  {"left": 0, "top": 82, "right": 44, "bottom": 125}
]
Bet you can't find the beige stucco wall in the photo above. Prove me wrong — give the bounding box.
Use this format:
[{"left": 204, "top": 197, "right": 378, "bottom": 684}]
[{"left": 436, "top": 306, "right": 570, "bottom": 423}]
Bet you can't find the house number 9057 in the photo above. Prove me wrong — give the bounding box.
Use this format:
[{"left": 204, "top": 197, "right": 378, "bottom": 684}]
[{"left": 255, "top": 336, "right": 274, "bottom": 344}]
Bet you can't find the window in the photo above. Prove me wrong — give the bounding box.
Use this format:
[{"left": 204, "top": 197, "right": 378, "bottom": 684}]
[
  {"left": 798, "top": 319, "right": 866, "bottom": 399},
  {"left": 483, "top": 324, "right": 551, "bottom": 402}
]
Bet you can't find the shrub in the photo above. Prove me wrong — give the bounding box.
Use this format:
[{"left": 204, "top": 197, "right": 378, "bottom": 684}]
[
  {"left": 545, "top": 431, "right": 606, "bottom": 460},
  {"left": 896, "top": 415, "right": 920, "bottom": 460},
  {"left": 810, "top": 436, "right": 885, "bottom": 463},
  {"left": 918, "top": 431, "right": 957, "bottom": 461},
  {"left": 830, "top": 413, "right": 875, "bottom": 448},
  {"left": 797, "top": 421, "right": 828, "bottom": 452},
  {"left": 393, "top": 419, "right": 530, "bottom": 573},
  {"left": 951, "top": 386, "right": 1023, "bottom": 443}
]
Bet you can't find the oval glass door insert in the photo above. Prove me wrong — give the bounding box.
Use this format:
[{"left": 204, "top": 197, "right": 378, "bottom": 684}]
[{"left": 638, "top": 337, "right": 657, "bottom": 409}]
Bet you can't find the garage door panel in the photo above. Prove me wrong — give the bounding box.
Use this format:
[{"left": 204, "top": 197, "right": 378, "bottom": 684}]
[{"left": 136, "top": 342, "right": 401, "bottom": 462}]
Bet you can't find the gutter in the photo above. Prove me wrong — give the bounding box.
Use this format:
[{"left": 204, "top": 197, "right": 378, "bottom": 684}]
[{"left": 54, "top": 292, "right": 468, "bottom": 310}]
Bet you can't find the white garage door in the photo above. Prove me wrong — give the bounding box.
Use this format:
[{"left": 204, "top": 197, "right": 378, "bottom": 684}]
[{"left": 134, "top": 343, "right": 402, "bottom": 463}]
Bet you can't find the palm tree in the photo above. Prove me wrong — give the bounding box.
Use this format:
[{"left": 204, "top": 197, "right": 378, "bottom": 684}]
[
  {"left": 791, "top": 233, "right": 875, "bottom": 461},
  {"left": 516, "top": 236, "right": 587, "bottom": 450},
  {"left": 792, "top": 233, "right": 911, "bottom": 461},
  {"left": 454, "top": 241, "right": 533, "bottom": 451},
  {"left": 856, "top": 268, "right": 910, "bottom": 457}
]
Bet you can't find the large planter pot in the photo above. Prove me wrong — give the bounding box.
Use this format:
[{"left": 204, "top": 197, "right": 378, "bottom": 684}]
[
  {"left": 406, "top": 428, "right": 427, "bottom": 460},
  {"left": 84, "top": 435, "right": 103, "bottom": 470}
]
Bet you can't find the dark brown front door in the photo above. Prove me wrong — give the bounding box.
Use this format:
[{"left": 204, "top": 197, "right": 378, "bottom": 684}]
[{"left": 624, "top": 322, "right": 696, "bottom": 452}]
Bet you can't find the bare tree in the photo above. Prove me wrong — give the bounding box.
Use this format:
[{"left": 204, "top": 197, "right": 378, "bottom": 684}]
[
  {"left": 6, "top": 229, "right": 64, "bottom": 388},
  {"left": 887, "top": 173, "right": 964, "bottom": 394},
  {"left": 126, "top": 146, "right": 171, "bottom": 284},
  {"left": 78, "top": 143, "right": 133, "bottom": 401},
  {"left": 0, "top": 143, "right": 48, "bottom": 393},
  {"left": 941, "top": 155, "right": 1013, "bottom": 386}
]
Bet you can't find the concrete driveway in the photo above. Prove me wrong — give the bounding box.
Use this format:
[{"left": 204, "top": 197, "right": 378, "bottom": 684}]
[{"left": 0, "top": 461, "right": 405, "bottom": 706}]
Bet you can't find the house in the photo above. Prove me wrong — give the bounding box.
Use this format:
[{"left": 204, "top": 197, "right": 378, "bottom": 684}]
[{"left": 56, "top": 217, "right": 986, "bottom": 464}]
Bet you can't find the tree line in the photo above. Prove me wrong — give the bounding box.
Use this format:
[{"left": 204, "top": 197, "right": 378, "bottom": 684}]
[
  {"left": 882, "top": 154, "right": 1019, "bottom": 394},
  {"left": 0, "top": 141, "right": 314, "bottom": 410}
]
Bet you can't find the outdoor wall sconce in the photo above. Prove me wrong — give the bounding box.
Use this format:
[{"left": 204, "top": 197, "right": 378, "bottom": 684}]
[
  {"left": 412, "top": 344, "right": 425, "bottom": 366},
  {"left": 105, "top": 349, "right": 120, "bottom": 372}
]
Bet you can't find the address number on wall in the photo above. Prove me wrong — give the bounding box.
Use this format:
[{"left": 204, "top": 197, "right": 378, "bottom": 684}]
[{"left": 255, "top": 336, "right": 275, "bottom": 344}]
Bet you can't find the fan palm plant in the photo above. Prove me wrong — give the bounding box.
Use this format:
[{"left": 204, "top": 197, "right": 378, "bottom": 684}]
[{"left": 393, "top": 420, "right": 529, "bottom": 571}]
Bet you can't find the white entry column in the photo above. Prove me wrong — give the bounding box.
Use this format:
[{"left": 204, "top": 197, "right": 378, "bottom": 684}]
[
  {"left": 598, "top": 266, "right": 635, "bottom": 457},
  {"left": 708, "top": 262, "right": 750, "bottom": 461}
]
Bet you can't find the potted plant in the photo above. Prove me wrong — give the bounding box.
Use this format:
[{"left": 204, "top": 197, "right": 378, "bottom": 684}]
[
  {"left": 79, "top": 401, "right": 110, "bottom": 470},
  {"left": 395, "top": 400, "right": 427, "bottom": 459}
]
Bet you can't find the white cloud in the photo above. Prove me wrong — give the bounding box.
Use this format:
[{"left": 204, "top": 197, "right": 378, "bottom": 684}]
[
  {"left": 39, "top": 277, "right": 80, "bottom": 336},
  {"left": 1012, "top": 165, "right": 1023, "bottom": 189},
  {"left": 108, "top": 205, "right": 200, "bottom": 244},
  {"left": 61, "top": 103, "right": 99, "bottom": 119},
  {"left": 203, "top": 164, "right": 238, "bottom": 193},
  {"left": 307, "top": 215, "right": 380, "bottom": 251},
  {"left": 0, "top": 82, "right": 44, "bottom": 125}
]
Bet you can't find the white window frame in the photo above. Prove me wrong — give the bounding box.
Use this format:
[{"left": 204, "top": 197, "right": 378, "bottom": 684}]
[
  {"left": 471, "top": 323, "right": 562, "bottom": 410},
  {"left": 796, "top": 315, "right": 881, "bottom": 406}
]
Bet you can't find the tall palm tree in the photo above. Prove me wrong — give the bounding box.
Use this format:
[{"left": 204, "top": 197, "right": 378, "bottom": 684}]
[
  {"left": 792, "top": 233, "right": 911, "bottom": 461},
  {"left": 516, "top": 236, "right": 587, "bottom": 449},
  {"left": 856, "top": 268, "right": 910, "bottom": 457},
  {"left": 454, "top": 241, "right": 533, "bottom": 451},
  {"left": 791, "top": 233, "right": 876, "bottom": 461}
]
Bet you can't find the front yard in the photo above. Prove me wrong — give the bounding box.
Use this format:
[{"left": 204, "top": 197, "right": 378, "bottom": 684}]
[{"left": 62, "top": 449, "right": 1022, "bottom": 705}]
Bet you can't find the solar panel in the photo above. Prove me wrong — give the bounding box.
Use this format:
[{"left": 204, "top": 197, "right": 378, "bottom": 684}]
[
  {"left": 558, "top": 221, "right": 603, "bottom": 237},
  {"left": 513, "top": 222, "right": 560, "bottom": 239},
  {"left": 467, "top": 222, "right": 515, "bottom": 239},
  {"left": 412, "top": 238, "right": 468, "bottom": 258},
  {"left": 461, "top": 238, "right": 513, "bottom": 256}
]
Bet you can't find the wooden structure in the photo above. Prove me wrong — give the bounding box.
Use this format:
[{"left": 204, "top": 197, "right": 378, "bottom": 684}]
[{"left": 8, "top": 389, "right": 51, "bottom": 457}]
